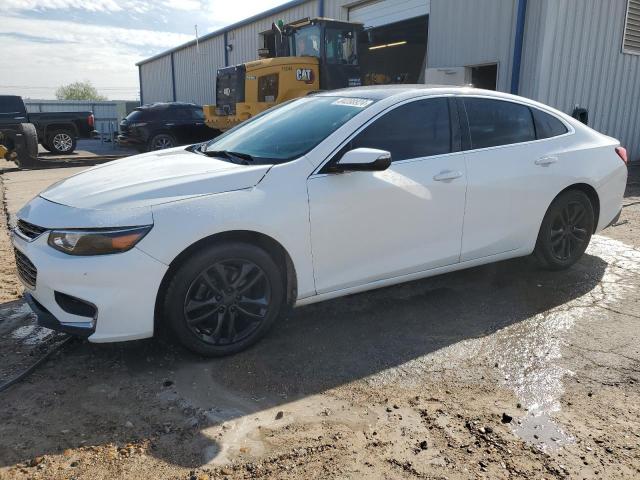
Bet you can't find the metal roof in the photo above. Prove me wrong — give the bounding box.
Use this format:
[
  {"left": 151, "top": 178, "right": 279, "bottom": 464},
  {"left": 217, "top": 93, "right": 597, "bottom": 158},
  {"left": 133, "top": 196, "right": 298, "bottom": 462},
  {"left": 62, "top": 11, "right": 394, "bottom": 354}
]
[{"left": 136, "top": 0, "right": 312, "bottom": 66}]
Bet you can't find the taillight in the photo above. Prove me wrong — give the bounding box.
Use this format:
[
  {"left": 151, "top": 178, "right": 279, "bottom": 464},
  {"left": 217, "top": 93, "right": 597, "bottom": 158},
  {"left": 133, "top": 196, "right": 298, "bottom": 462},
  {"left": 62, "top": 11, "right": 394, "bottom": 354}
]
[
  {"left": 88, "top": 114, "right": 95, "bottom": 128},
  {"left": 615, "top": 146, "right": 628, "bottom": 166}
]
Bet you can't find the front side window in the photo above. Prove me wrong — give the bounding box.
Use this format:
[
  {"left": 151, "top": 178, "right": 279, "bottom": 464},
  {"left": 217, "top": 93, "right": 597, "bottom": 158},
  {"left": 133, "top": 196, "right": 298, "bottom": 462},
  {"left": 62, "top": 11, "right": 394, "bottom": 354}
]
[
  {"left": 205, "top": 96, "right": 374, "bottom": 163},
  {"left": 325, "top": 28, "right": 357, "bottom": 65},
  {"left": 531, "top": 108, "right": 568, "bottom": 139},
  {"left": 347, "top": 98, "right": 451, "bottom": 162},
  {"left": 464, "top": 98, "right": 535, "bottom": 149}
]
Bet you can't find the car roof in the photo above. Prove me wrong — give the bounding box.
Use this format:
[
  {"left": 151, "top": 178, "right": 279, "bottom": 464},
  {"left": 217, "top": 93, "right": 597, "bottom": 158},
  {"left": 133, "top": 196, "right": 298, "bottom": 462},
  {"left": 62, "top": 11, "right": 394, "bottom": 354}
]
[
  {"left": 139, "top": 102, "right": 201, "bottom": 110},
  {"left": 314, "top": 85, "right": 577, "bottom": 124},
  {"left": 314, "top": 84, "right": 525, "bottom": 103}
]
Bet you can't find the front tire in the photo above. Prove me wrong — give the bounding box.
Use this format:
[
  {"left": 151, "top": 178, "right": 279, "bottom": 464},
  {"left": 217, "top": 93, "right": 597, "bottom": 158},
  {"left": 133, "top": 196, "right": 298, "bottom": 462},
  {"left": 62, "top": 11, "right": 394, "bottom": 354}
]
[
  {"left": 534, "top": 190, "right": 595, "bottom": 270},
  {"left": 163, "top": 243, "right": 285, "bottom": 356}
]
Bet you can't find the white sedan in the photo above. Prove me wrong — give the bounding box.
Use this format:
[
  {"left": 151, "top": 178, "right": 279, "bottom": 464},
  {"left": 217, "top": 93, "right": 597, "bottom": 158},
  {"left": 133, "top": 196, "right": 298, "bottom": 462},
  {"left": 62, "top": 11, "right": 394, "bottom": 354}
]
[{"left": 12, "top": 86, "right": 628, "bottom": 356}]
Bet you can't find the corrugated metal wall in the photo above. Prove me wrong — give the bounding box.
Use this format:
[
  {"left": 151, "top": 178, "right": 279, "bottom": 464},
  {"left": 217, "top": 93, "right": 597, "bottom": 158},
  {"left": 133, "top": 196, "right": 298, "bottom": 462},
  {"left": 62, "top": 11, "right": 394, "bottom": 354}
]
[
  {"left": 427, "top": 0, "right": 517, "bottom": 92},
  {"left": 173, "top": 35, "right": 225, "bottom": 105},
  {"left": 139, "top": 55, "right": 173, "bottom": 104},
  {"left": 523, "top": 0, "right": 640, "bottom": 161},
  {"left": 323, "top": 0, "right": 351, "bottom": 20}
]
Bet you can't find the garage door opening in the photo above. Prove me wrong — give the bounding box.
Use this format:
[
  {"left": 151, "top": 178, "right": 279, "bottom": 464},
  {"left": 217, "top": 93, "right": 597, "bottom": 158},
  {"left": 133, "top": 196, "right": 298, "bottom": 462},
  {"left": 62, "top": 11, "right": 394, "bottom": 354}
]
[
  {"left": 469, "top": 63, "right": 498, "bottom": 90},
  {"left": 359, "top": 15, "right": 428, "bottom": 85}
]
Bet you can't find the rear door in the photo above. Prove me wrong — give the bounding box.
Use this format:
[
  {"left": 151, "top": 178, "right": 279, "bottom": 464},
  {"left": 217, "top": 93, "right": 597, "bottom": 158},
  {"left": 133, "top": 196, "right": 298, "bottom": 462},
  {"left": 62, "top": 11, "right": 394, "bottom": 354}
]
[
  {"left": 459, "top": 96, "right": 570, "bottom": 261},
  {"left": 170, "top": 106, "right": 198, "bottom": 144},
  {"left": 307, "top": 97, "right": 468, "bottom": 293}
]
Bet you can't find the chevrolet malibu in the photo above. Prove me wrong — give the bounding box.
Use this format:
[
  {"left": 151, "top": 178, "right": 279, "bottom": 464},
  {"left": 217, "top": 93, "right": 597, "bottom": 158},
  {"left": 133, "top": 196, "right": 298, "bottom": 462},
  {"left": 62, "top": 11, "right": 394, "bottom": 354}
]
[{"left": 12, "top": 86, "right": 628, "bottom": 356}]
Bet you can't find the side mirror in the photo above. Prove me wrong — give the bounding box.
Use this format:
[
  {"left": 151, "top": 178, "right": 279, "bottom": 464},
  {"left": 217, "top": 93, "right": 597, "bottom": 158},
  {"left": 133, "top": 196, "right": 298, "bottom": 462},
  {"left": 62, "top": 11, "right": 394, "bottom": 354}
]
[{"left": 334, "top": 148, "right": 391, "bottom": 173}]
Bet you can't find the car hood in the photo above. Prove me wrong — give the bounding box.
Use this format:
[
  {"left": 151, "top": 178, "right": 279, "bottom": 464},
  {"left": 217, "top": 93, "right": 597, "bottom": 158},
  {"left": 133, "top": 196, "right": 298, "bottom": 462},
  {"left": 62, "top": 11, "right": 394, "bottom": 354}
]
[{"left": 39, "top": 147, "right": 272, "bottom": 210}]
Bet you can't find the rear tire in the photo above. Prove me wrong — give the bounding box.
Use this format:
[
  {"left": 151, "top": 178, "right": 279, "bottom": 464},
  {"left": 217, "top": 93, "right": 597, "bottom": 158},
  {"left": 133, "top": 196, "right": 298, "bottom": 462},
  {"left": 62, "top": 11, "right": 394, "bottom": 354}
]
[
  {"left": 47, "top": 129, "right": 76, "bottom": 154},
  {"left": 148, "top": 133, "right": 176, "bottom": 151},
  {"left": 534, "top": 190, "right": 594, "bottom": 270},
  {"left": 163, "top": 242, "right": 285, "bottom": 356}
]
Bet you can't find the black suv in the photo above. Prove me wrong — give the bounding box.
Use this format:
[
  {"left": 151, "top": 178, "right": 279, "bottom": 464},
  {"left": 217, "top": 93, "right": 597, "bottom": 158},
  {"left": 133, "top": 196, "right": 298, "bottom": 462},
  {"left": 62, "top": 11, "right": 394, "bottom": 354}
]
[{"left": 118, "top": 102, "right": 218, "bottom": 152}]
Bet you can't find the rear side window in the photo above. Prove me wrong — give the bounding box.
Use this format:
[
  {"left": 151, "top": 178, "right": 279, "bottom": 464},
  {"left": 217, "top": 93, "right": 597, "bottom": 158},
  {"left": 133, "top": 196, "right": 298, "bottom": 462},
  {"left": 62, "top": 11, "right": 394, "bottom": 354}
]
[
  {"left": 464, "top": 98, "right": 535, "bottom": 149},
  {"left": 531, "top": 108, "right": 568, "bottom": 139},
  {"left": 349, "top": 98, "right": 451, "bottom": 162},
  {"left": 191, "top": 108, "right": 205, "bottom": 121},
  {"left": 174, "top": 107, "right": 192, "bottom": 120}
]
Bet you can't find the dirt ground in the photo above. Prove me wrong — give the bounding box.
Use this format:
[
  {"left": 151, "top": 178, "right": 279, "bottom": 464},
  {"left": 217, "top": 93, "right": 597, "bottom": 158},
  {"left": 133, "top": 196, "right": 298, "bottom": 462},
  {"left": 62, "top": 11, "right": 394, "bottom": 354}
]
[{"left": 0, "top": 163, "right": 639, "bottom": 480}]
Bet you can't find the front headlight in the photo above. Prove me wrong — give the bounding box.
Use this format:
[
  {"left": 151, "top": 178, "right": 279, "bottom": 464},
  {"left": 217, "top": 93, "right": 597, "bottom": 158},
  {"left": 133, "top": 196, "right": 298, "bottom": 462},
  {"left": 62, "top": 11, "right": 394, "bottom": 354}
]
[{"left": 48, "top": 226, "right": 152, "bottom": 256}]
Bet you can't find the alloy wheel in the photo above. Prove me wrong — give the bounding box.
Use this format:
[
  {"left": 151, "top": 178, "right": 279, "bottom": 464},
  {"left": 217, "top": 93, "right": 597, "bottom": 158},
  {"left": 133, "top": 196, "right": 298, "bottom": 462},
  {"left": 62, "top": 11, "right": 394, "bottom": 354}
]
[
  {"left": 53, "top": 133, "right": 73, "bottom": 152},
  {"left": 183, "top": 259, "right": 272, "bottom": 346},
  {"left": 549, "top": 200, "right": 589, "bottom": 261},
  {"left": 152, "top": 136, "right": 174, "bottom": 150}
]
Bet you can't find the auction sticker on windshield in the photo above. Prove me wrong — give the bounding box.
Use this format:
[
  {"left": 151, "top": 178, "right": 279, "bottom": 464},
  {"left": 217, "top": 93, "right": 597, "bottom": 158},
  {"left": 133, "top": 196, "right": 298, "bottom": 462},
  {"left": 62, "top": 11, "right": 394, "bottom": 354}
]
[{"left": 331, "top": 98, "right": 373, "bottom": 108}]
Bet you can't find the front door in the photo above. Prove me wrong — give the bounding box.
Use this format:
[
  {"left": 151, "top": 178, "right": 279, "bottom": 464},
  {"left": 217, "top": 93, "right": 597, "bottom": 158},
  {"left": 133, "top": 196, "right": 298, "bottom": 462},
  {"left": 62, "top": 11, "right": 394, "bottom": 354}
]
[{"left": 307, "top": 97, "right": 468, "bottom": 294}]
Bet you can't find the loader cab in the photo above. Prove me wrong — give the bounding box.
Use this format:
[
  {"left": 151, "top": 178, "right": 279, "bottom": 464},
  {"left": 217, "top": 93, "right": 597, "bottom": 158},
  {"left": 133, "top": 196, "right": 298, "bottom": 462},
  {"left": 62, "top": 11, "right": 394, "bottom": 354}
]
[{"left": 285, "top": 18, "right": 363, "bottom": 90}]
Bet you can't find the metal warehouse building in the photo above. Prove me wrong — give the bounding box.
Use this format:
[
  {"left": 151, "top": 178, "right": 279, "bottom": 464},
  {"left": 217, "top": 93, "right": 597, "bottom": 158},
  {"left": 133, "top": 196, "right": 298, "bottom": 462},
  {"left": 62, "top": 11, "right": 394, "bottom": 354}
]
[{"left": 138, "top": 0, "right": 640, "bottom": 160}]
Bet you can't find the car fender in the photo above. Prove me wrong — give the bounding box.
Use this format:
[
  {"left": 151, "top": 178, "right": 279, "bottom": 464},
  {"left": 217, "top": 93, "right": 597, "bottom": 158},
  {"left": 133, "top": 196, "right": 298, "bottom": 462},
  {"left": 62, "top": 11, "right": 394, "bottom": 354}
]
[
  {"left": 43, "top": 122, "right": 79, "bottom": 139},
  {"left": 138, "top": 158, "right": 317, "bottom": 299}
]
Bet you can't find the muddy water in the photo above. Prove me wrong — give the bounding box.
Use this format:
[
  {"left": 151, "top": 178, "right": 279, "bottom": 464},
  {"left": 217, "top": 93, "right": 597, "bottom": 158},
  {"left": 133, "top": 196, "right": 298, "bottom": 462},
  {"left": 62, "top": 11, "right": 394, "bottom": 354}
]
[{"left": 490, "top": 235, "right": 640, "bottom": 449}]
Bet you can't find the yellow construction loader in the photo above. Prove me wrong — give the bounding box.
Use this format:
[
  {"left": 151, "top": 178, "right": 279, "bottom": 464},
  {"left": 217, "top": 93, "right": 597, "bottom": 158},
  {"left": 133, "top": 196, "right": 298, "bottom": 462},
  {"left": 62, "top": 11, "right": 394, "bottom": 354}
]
[{"left": 204, "top": 17, "right": 363, "bottom": 131}]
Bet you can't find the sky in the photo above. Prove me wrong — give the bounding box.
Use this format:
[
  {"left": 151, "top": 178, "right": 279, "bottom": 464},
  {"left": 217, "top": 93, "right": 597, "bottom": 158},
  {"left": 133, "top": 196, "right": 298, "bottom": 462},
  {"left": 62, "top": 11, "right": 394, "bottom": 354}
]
[{"left": 2, "top": 0, "right": 291, "bottom": 100}]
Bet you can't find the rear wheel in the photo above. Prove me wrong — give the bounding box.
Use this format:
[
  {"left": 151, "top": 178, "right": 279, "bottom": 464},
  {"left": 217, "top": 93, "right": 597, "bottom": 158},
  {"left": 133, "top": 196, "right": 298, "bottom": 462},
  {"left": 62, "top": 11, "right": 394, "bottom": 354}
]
[
  {"left": 163, "top": 243, "right": 285, "bottom": 356},
  {"left": 534, "top": 190, "right": 594, "bottom": 270},
  {"left": 148, "top": 133, "right": 175, "bottom": 151},
  {"left": 47, "top": 129, "right": 76, "bottom": 154}
]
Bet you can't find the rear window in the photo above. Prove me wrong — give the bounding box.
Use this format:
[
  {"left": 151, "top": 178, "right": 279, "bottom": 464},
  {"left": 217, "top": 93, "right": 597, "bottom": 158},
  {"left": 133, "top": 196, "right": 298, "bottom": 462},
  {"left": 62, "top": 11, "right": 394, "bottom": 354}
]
[
  {"left": 531, "top": 108, "right": 568, "bottom": 139},
  {"left": 0, "top": 96, "right": 26, "bottom": 115},
  {"left": 464, "top": 98, "right": 535, "bottom": 149},
  {"left": 125, "top": 110, "right": 146, "bottom": 122}
]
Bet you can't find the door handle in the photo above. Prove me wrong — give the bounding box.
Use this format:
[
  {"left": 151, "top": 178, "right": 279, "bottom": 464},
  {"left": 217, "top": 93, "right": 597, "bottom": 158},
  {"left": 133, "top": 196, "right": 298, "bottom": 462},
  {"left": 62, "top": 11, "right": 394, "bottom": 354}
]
[
  {"left": 433, "top": 170, "right": 463, "bottom": 181},
  {"left": 535, "top": 156, "right": 558, "bottom": 166}
]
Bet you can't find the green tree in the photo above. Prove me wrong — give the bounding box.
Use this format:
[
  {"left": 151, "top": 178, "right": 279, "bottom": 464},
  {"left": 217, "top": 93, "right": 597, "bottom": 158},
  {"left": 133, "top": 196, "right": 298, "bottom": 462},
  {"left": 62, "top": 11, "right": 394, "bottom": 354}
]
[{"left": 55, "top": 81, "right": 107, "bottom": 101}]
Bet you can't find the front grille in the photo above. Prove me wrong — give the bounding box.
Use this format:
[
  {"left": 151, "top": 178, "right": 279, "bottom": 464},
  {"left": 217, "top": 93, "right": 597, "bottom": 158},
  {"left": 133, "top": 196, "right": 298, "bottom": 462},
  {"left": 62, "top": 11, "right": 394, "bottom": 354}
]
[
  {"left": 16, "top": 220, "right": 47, "bottom": 240},
  {"left": 14, "top": 248, "right": 37, "bottom": 289}
]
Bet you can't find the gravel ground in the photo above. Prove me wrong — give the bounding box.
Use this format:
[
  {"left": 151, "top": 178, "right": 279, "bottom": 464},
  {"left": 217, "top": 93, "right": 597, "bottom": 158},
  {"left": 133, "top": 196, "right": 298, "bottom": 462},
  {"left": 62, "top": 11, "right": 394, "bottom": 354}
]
[{"left": 0, "top": 163, "right": 639, "bottom": 479}]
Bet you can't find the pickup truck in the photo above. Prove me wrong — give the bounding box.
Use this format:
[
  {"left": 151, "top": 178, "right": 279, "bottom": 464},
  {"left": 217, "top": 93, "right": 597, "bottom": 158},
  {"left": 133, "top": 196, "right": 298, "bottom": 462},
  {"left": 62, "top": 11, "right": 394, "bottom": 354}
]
[{"left": 0, "top": 95, "right": 97, "bottom": 154}]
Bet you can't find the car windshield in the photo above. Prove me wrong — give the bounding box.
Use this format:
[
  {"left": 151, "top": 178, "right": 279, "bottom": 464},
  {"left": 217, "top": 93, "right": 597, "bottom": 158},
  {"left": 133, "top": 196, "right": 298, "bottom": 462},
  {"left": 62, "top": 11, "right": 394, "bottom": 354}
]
[{"left": 204, "top": 96, "right": 375, "bottom": 163}]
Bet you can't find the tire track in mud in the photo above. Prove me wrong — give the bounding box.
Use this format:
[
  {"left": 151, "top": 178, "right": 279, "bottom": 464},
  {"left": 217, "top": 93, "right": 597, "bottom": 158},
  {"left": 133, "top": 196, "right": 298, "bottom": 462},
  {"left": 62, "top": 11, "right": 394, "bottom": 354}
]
[{"left": 356, "top": 235, "right": 640, "bottom": 451}]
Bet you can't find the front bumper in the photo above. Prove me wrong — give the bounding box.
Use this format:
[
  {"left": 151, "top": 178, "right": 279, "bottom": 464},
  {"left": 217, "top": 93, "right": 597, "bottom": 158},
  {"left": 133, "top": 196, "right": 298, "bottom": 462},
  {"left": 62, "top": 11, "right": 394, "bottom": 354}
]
[
  {"left": 12, "top": 229, "right": 168, "bottom": 343},
  {"left": 117, "top": 134, "right": 145, "bottom": 148},
  {"left": 25, "top": 293, "right": 95, "bottom": 337}
]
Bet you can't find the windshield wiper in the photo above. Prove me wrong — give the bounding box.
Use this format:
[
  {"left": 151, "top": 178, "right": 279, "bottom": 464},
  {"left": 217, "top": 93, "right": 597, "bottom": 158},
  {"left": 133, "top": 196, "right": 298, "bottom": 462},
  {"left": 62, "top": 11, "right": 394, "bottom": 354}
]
[{"left": 203, "top": 149, "right": 255, "bottom": 165}]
